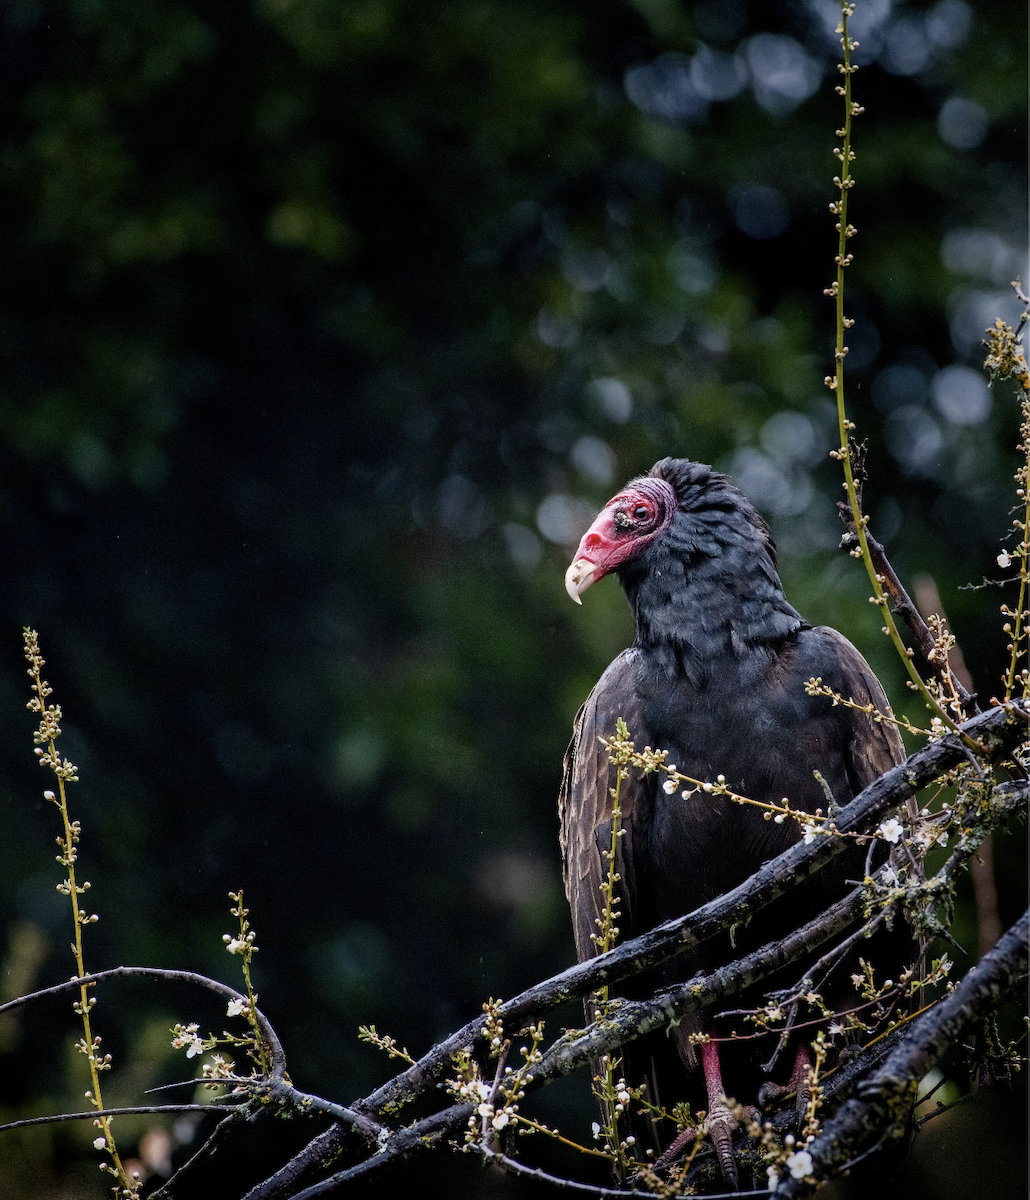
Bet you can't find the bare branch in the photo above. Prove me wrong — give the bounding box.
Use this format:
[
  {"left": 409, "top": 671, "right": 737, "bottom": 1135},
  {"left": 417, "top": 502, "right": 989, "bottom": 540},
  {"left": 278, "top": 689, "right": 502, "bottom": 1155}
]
[
  {"left": 0, "top": 963, "right": 288, "bottom": 1083},
  {"left": 151, "top": 1106, "right": 250, "bottom": 1199},
  {"left": 243, "top": 1105, "right": 474, "bottom": 1200},
  {"left": 473, "top": 1144, "right": 765, "bottom": 1198}
]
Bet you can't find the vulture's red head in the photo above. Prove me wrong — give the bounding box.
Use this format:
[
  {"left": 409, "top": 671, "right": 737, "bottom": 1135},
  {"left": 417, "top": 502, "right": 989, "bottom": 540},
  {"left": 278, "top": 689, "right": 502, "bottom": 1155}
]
[{"left": 564, "top": 474, "right": 677, "bottom": 603}]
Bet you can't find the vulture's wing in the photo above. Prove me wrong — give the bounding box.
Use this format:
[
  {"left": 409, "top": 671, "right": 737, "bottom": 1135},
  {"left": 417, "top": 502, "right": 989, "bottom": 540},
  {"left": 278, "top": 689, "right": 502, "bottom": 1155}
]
[
  {"left": 560, "top": 650, "right": 680, "bottom": 1157},
  {"left": 802, "top": 626, "right": 907, "bottom": 791},
  {"left": 560, "top": 648, "right": 653, "bottom": 964}
]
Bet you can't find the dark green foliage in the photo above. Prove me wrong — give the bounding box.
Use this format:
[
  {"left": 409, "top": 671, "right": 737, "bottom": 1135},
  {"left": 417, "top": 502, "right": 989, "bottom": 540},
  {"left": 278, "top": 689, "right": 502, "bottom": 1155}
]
[{"left": 0, "top": 1, "right": 1025, "bottom": 1195}]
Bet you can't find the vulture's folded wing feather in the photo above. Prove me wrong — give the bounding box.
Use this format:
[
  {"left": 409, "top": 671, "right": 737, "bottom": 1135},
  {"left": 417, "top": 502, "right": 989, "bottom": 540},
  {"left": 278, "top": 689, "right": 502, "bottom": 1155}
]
[
  {"left": 560, "top": 648, "right": 653, "bottom": 963},
  {"left": 798, "top": 625, "right": 907, "bottom": 792}
]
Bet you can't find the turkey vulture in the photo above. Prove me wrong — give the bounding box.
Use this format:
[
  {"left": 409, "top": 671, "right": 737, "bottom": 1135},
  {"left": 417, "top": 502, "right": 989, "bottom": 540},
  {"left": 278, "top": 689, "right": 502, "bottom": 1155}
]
[{"left": 560, "top": 457, "right": 905, "bottom": 1186}]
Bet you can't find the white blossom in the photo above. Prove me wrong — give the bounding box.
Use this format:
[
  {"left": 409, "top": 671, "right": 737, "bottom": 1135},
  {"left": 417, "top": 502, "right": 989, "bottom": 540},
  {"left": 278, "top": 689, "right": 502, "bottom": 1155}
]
[
  {"left": 997, "top": 551, "right": 1012, "bottom": 568},
  {"left": 786, "top": 1149, "right": 814, "bottom": 1179},
  {"left": 879, "top": 817, "right": 903, "bottom": 844},
  {"left": 663, "top": 778, "right": 678, "bottom": 794},
  {"left": 93, "top": 1137, "right": 107, "bottom": 1150},
  {"left": 227, "top": 998, "right": 247, "bottom": 1017},
  {"left": 171, "top": 1023, "right": 206, "bottom": 1059}
]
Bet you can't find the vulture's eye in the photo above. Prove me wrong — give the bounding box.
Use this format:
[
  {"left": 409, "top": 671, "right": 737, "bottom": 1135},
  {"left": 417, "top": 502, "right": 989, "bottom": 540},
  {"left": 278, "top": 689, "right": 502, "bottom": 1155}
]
[{"left": 633, "top": 505, "right": 651, "bottom": 521}]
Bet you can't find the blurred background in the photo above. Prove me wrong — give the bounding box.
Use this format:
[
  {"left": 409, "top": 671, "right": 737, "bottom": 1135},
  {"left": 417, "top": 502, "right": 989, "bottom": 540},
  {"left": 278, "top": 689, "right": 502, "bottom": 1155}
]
[{"left": 0, "top": 1, "right": 1025, "bottom": 1196}]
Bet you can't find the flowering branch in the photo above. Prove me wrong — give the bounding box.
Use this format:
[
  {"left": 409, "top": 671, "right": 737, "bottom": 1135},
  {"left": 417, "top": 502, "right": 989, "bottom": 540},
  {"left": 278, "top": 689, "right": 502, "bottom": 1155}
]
[
  {"left": 234, "top": 703, "right": 1026, "bottom": 1198},
  {"left": 986, "top": 297, "right": 1030, "bottom": 704},
  {"left": 820, "top": 7, "right": 978, "bottom": 746},
  {"left": 22, "top": 629, "right": 142, "bottom": 1198},
  {"left": 772, "top": 907, "right": 1029, "bottom": 1198}
]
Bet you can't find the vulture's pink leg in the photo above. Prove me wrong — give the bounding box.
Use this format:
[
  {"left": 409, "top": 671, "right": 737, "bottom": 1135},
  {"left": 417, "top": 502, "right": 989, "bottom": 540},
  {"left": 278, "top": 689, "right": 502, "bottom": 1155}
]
[
  {"left": 699, "top": 1040, "right": 759, "bottom": 1190},
  {"left": 787, "top": 1042, "right": 813, "bottom": 1117}
]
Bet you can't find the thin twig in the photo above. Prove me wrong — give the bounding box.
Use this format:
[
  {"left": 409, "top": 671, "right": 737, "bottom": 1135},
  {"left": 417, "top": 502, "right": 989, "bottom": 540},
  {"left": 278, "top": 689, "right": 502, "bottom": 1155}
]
[
  {"left": 151, "top": 1106, "right": 249, "bottom": 1200},
  {"left": 0, "top": 1104, "right": 230, "bottom": 1134},
  {"left": 474, "top": 1144, "right": 767, "bottom": 1197},
  {"left": 915, "top": 1092, "right": 971, "bottom": 1128},
  {"left": 0, "top": 963, "right": 287, "bottom": 1083}
]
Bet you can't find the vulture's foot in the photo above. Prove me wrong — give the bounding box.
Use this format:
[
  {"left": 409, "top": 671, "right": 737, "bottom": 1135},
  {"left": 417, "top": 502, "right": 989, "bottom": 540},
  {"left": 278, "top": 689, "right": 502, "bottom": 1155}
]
[
  {"left": 706, "top": 1098, "right": 761, "bottom": 1190},
  {"left": 652, "top": 1098, "right": 760, "bottom": 1191},
  {"left": 757, "top": 1077, "right": 811, "bottom": 1123},
  {"left": 758, "top": 1043, "right": 813, "bottom": 1123}
]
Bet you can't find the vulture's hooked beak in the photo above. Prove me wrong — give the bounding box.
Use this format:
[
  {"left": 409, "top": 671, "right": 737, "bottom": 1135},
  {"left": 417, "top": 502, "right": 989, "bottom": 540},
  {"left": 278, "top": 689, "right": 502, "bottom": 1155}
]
[{"left": 564, "top": 558, "right": 599, "bottom": 604}]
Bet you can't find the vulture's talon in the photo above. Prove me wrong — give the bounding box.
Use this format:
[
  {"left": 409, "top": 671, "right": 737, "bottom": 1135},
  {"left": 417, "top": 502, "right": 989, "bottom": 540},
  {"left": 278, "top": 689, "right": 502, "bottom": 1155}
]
[
  {"left": 757, "top": 1079, "right": 790, "bottom": 1110},
  {"left": 709, "top": 1108, "right": 740, "bottom": 1190},
  {"left": 760, "top": 1044, "right": 814, "bottom": 1122},
  {"left": 705, "top": 1099, "right": 760, "bottom": 1190},
  {"left": 650, "top": 1125, "right": 700, "bottom": 1172},
  {"left": 757, "top": 1077, "right": 810, "bottom": 1122}
]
